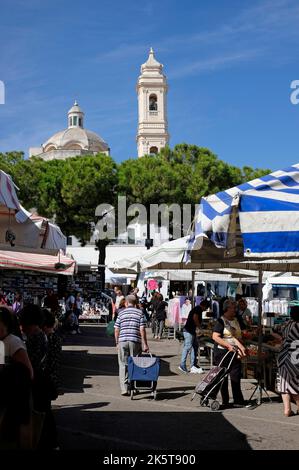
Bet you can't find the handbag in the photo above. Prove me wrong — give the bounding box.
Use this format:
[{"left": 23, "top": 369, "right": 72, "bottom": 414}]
[{"left": 106, "top": 320, "right": 115, "bottom": 337}]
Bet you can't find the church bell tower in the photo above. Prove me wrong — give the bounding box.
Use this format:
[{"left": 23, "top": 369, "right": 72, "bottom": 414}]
[{"left": 136, "top": 48, "right": 169, "bottom": 157}]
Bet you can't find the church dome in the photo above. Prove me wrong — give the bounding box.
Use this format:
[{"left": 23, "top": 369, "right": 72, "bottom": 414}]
[
  {"left": 43, "top": 127, "right": 109, "bottom": 153},
  {"left": 42, "top": 101, "right": 109, "bottom": 154}
]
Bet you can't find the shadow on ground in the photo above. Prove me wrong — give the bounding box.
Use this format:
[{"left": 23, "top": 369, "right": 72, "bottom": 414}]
[
  {"left": 54, "top": 403, "right": 251, "bottom": 450},
  {"left": 60, "top": 324, "right": 179, "bottom": 396},
  {"left": 61, "top": 346, "right": 178, "bottom": 394}
]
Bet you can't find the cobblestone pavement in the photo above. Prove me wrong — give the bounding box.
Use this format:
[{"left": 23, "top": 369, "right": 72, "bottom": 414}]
[{"left": 53, "top": 325, "right": 299, "bottom": 450}]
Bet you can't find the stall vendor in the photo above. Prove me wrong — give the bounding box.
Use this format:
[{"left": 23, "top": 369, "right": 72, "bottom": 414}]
[{"left": 237, "top": 298, "right": 252, "bottom": 327}]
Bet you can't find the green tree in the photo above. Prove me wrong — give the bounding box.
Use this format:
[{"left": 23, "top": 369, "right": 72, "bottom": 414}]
[
  {"left": 119, "top": 144, "right": 270, "bottom": 239},
  {"left": 1, "top": 153, "right": 117, "bottom": 287},
  {"left": 58, "top": 154, "right": 118, "bottom": 287},
  {"left": 1, "top": 145, "right": 271, "bottom": 283},
  {"left": 241, "top": 165, "right": 271, "bottom": 181},
  {"left": 0, "top": 151, "right": 25, "bottom": 175}
]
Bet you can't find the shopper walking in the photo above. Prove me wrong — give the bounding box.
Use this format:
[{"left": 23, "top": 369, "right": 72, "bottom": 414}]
[
  {"left": 114, "top": 295, "right": 149, "bottom": 396},
  {"left": 149, "top": 292, "right": 159, "bottom": 338},
  {"left": 212, "top": 299, "right": 247, "bottom": 407},
  {"left": 12, "top": 292, "right": 23, "bottom": 316},
  {"left": 0, "top": 307, "right": 33, "bottom": 448},
  {"left": 74, "top": 292, "right": 83, "bottom": 333},
  {"left": 154, "top": 294, "right": 167, "bottom": 340},
  {"left": 19, "top": 305, "right": 57, "bottom": 449},
  {"left": 41, "top": 309, "right": 62, "bottom": 447},
  {"left": 277, "top": 305, "right": 299, "bottom": 417},
  {"left": 179, "top": 299, "right": 210, "bottom": 374},
  {"left": 43, "top": 289, "right": 59, "bottom": 315},
  {"left": 65, "top": 291, "right": 79, "bottom": 334},
  {"left": 113, "top": 297, "right": 126, "bottom": 322}
]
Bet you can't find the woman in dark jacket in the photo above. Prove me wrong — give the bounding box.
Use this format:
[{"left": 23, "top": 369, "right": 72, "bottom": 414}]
[
  {"left": 19, "top": 305, "right": 58, "bottom": 449},
  {"left": 154, "top": 294, "right": 168, "bottom": 340},
  {"left": 149, "top": 292, "right": 159, "bottom": 337}
]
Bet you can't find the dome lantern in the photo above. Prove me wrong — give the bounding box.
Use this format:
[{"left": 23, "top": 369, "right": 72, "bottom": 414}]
[{"left": 68, "top": 100, "right": 84, "bottom": 128}]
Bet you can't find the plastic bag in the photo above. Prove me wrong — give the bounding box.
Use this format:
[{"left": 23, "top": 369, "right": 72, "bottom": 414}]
[
  {"left": 106, "top": 320, "right": 115, "bottom": 337},
  {"left": 262, "top": 280, "right": 273, "bottom": 301}
]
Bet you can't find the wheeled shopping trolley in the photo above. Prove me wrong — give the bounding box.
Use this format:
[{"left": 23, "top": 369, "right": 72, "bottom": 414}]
[
  {"left": 191, "top": 348, "right": 238, "bottom": 411},
  {"left": 128, "top": 353, "right": 160, "bottom": 400}
]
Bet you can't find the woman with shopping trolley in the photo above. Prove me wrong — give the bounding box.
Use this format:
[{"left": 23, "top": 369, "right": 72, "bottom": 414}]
[{"left": 212, "top": 299, "right": 247, "bottom": 408}]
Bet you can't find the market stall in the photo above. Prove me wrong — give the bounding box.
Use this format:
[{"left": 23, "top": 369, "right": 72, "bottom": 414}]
[
  {"left": 0, "top": 250, "right": 76, "bottom": 303},
  {"left": 0, "top": 169, "right": 66, "bottom": 254},
  {"left": 185, "top": 162, "right": 299, "bottom": 403}
]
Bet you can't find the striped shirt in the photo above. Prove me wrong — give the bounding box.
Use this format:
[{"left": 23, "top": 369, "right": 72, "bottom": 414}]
[{"left": 114, "top": 307, "right": 146, "bottom": 343}]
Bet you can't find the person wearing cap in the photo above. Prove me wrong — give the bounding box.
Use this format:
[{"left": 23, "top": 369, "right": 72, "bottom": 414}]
[{"left": 114, "top": 295, "right": 149, "bottom": 396}]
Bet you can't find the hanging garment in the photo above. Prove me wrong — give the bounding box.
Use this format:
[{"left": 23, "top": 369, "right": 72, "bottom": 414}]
[{"left": 147, "top": 279, "right": 158, "bottom": 291}]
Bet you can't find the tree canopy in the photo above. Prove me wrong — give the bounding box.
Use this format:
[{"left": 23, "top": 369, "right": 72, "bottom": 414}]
[
  {"left": 0, "top": 146, "right": 271, "bottom": 284},
  {"left": 1, "top": 146, "right": 271, "bottom": 238},
  {"left": 118, "top": 144, "right": 270, "bottom": 206}
]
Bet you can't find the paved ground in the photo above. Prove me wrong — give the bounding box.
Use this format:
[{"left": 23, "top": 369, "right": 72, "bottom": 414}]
[{"left": 53, "top": 325, "right": 299, "bottom": 451}]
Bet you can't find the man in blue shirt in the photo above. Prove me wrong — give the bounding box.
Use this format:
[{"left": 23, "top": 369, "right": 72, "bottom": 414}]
[
  {"left": 114, "top": 295, "right": 149, "bottom": 395},
  {"left": 179, "top": 299, "right": 210, "bottom": 374}
]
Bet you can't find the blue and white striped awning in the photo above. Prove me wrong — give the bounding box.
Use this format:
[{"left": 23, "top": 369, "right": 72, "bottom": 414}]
[{"left": 186, "top": 163, "right": 299, "bottom": 260}]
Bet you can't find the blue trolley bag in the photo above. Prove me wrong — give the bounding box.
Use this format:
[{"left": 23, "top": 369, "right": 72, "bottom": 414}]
[
  {"left": 128, "top": 353, "right": 160, "bottom": 382},
  {"left": 127, "top": 353, "right": 160, "bottom": 399}
]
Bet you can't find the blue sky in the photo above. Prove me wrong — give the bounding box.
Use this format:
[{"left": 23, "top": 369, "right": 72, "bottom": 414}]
[{"left": 0, "top": 0, "right": 299, "bottom": 171}]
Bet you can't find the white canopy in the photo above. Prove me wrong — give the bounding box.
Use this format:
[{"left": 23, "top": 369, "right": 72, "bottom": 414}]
[{"left": 109, "top": 255, "right": 141, "bottom": 274}]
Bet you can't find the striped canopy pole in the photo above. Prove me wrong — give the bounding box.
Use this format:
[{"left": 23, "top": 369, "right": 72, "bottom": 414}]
[{"left": 247, "top": 268, "right": 272, "bottom": 407}]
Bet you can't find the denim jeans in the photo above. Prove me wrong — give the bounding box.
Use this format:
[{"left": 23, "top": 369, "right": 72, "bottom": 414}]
[
  {"left": 155, "top": 320, "right": 165, "bottom": 338},
  {"left": 180, "top": 331, "right": 199, "bottom": 369}
]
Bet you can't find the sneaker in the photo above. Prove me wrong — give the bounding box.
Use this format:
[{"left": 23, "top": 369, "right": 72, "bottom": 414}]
[
  {"left": 77, "top": 328, "right": 82, "bottom": 334},
  {"left": 121, "top": 391, "right": 129, "bottom": 396},
  {"left": 190, "top": 366, "right": 204, "bottom": 374},
  {"left": 178, "top": 365, "right": 189, "bottom": 373},
  {"left": 70, "top": 330, "right": 77, "bottom": 335}
]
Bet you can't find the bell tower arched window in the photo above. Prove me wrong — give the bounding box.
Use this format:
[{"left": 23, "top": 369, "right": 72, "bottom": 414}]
[
  {"left": 149, "top": 94, "right": 157, "bottom": 111},
  {"left": 149, "top": 146, "right": 158, "bottom": 155}
]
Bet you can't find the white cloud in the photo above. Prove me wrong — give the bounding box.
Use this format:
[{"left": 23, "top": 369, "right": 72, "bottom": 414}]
[{"left": 169, "top": 49, "right": 263, "bottom": 79}]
